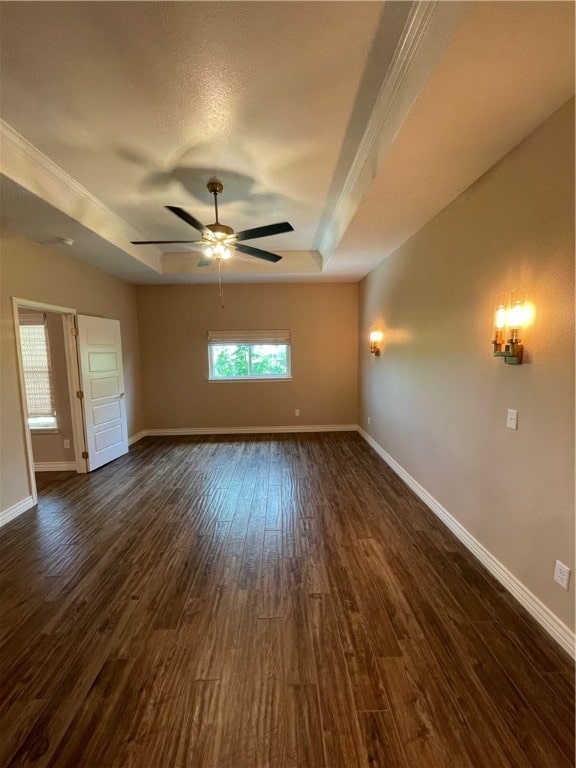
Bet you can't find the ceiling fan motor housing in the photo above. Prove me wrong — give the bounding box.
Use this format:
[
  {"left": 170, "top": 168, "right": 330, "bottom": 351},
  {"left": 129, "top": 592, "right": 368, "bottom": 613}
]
[
  {"left": 206, "top": 222, "right": 235, "bottom": 240},
  {"left": 207, "top": 180, "right": 223, "bottom": 196}
]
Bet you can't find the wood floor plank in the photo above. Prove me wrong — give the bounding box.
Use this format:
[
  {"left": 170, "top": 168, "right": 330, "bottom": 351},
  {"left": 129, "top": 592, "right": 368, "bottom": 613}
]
[
  {"left": 330, "top": 584, "right": 390, "bottom": 712},
  {"left": 453, "top": 615, "right": 573, "bottom": 767},
  {"left": 402, "top": 599, "right": 535, "bottom": 768},
  {"left": 357, "top": 710, "right": 409, "bottom": 768},
  {"left": 43, "top": 658, "right": 132, "bottom": 768},
  {"left": 343, "top": 539, "right": 404, "bottom": 657},
  {"left": 545, "top": 668, "right": 576, "bottom": 716},
  {"left": 377, "top": 652, "right": 458, "bottom": 768},
  {"left": 258, "top": 529, "right": 283, "bottom": 619},
  {"left": 281, "top": 560, "right": 318, "bottom": 687},
  {"left": 282, "top": 684, "right": 324, "bottom": 768},
  {"left": 400, "top": 635, "right": 523, "bottom": 768},
  {"left": 0, "top": 700, "right": 46, "bottom": 768},
  {"left": 232, "top": 617, "right": 284, "bottom": 768},
  {"left": 309, "top": 593, "right": 366, "bottom": 767},
  {"left": 0, "top": 433, "right": 572, "bottom": 768},
  {"left": 473, "top": 618, "right": 575, "bottom": 762}
]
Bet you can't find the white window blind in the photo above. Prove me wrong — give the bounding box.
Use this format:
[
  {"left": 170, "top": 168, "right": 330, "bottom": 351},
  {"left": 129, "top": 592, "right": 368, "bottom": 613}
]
[
  {"left": 207, "top": 330, "right": 291, "bottom": 345},
  {"left": 19, "top": 312, "right": 57, "bottom": 422}
]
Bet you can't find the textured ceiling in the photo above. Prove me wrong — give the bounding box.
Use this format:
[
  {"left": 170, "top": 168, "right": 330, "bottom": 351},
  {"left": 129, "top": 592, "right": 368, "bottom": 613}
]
[{"left": 0, "top": 1, "right": 574, "bottom": 284}]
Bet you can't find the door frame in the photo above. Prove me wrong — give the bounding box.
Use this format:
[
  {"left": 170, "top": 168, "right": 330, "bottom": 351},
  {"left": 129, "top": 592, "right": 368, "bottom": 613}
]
[{"left": 12, "top": 297, "right": 88, "bottom": 505}]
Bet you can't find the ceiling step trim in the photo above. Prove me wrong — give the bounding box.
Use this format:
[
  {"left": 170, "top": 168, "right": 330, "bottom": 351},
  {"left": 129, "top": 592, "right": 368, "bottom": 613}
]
[
  {"left": 319, "top": 0, "right": 469, "bottom": 266},
  {"left": 0, "top": 119, "right": 161, "bottom": 272}
]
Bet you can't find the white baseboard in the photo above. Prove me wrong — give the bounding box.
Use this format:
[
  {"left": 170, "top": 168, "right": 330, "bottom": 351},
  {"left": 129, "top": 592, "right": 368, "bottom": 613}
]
[
  {"left": 357, "top": 427, "right": 576, "bottom": 659},
  {"left": 0, "top": 495, "right": 35, "bottom": 528},
  {"left": 34, "top": 461, "right": 77, "bottom": 472},
  {"left": 144, "top": 424, "right": 357, "bottom": 437},
  {"left": 128, "top": 431, "right": 147, "bottom": 446}
]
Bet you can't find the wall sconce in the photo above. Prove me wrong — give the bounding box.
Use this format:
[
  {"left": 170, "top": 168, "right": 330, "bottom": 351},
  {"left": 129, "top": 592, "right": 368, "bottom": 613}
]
[
  {"left": 370, "top": 328, "right": 383, "bottom": 356},
  {"left": 492, "top": 290, "right": 526, "bottom": 365}
]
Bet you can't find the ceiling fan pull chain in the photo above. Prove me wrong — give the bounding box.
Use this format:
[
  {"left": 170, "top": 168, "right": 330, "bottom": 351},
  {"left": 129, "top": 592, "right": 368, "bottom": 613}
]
[{"left": 218, "top": 258, "right": 224, "bottom": 309}]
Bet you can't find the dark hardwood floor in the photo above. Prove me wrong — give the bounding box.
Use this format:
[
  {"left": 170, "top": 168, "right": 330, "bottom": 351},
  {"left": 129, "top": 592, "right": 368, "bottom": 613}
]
[
  {"left": 1, "top": 433, "right": 574, "bottom": 767},
  {"left": 34, "top": 471, "right": 76, "bottom": 494}
]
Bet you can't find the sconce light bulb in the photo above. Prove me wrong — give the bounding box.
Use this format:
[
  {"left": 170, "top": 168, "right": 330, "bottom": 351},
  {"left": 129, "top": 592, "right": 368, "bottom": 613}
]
[{"left": 509, "top": 290, "right": 526, "bottom": 325}]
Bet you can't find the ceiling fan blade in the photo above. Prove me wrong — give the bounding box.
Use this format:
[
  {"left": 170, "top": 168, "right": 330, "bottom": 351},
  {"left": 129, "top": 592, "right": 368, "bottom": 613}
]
[
  {"left": 236, "top": 243, "right": 282, "bottom": 263},
  {"left": 235, "top": 222, "right": 294, "bottom": 242},
  {"left": 165, "top": 205, "right": 206, "bottom": 233},
  {"left": 131, "top": 239, "right": 201, "bottom": 244}
]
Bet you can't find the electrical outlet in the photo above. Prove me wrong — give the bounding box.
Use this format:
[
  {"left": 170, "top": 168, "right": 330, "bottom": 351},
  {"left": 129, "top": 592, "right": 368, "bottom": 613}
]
[
  {"left": 294, "top": 409, "right": 300, "bottom": 417},
  {"left": 367, "top": 416, "right": 371, "bottom": 425},
  {"left": 554, "top": 560, "right": 571, "bottom": 590},
  {"left": 63, "top": 439, "right": 70, "bottom": 450}
]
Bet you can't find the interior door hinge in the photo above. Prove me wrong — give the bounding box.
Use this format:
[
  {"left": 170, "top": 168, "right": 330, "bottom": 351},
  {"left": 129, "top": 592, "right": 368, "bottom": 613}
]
[
  {"left": 82, "top": 451, "right": 89, "bottom": 460},
  {"left": 76, "top": 390, "right": 84, "bottom": 399},
  {"left": 71, "top": 327, "right": 78, "bottom": 337}
]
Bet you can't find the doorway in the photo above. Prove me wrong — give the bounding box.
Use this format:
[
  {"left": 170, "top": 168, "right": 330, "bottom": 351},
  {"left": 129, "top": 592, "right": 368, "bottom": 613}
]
[{"left": 12, "top": 298, "right": 87, "bottom": 506}]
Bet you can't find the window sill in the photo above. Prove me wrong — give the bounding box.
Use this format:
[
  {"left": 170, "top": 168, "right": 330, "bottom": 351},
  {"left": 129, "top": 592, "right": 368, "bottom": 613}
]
[
  {"left": 29, "top": 428, "right": 59, "bottom": 434},
  {"left": 209, "top": 377, "right": 292, "bottom": 383}
]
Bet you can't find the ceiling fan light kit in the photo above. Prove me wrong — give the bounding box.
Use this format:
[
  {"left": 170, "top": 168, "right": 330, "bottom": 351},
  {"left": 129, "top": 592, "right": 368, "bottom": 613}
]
[{"left": 131, "top": 179, "right": 293, "bottom": 266}]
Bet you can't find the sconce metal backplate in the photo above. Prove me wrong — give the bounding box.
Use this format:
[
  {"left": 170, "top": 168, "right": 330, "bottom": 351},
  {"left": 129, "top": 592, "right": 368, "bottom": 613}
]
[{"left": 493, "top": 341, "right": 523, "bottom": 365}]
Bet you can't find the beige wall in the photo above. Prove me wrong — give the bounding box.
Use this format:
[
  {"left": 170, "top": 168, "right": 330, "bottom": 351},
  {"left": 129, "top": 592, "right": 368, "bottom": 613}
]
[
  {"left": 1, "top": 235, "right": 144, "bottom": 512},
  {"left": 358, "top": 100, "right": 575, "bottom": 630},
  {"left": 136, "top": 283, "right": 358, "bottom": 430}
]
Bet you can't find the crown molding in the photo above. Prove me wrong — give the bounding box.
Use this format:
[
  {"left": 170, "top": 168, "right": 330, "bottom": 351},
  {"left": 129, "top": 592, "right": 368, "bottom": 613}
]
[
  {"left": 1, "top": 120, "right": 123, "bottom": 227},
  {"left": 319, "top": 1, "right": 468, "bottom": 266},
  {"left": 0, "top": 120, "right": 161, "bottom": 272}
]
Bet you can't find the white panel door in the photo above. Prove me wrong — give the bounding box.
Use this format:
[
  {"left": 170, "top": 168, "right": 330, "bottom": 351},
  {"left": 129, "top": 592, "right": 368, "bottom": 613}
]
[{"left": 77, "top": 315, "right": 128, "bottom": 471}]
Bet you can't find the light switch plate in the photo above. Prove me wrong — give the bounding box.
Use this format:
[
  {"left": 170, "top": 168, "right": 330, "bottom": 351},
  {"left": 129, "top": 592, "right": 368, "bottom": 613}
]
[{"left": 506, "top": 409, "right": 518, "bottom": 430}]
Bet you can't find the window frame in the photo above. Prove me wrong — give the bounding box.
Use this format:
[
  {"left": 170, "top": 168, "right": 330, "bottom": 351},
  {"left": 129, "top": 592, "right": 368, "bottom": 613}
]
[{"left": 207, "top": 330, "right": 292, "bottom": 382}]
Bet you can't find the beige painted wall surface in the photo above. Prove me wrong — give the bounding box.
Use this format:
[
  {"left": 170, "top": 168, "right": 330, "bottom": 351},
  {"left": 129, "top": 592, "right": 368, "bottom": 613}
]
[
  {"left": 1, "top": 235, "right": 144, "bottom": 512},
  {"left": 358, "top": 100, "right": 575, "bottom": 630},
  {"left": 22, "top": 311, "right": 76, "bottom": 463},
  {"left": 137, "top": 283, "right": 358, "bottom": 430}
]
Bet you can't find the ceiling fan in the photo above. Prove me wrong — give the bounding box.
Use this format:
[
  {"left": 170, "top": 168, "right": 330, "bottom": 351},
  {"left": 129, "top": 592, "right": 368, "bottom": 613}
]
[{"left": 131, "top": 179, "right": 293, "bottom": 265}]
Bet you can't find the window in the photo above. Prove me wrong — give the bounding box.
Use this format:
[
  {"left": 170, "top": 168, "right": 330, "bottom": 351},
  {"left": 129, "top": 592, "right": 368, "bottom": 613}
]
[
  {"left": 19, "top": 312, "right": 58, "bottom": 430},
  {"left": 208, "top": 330, "right": 291, "bottom": 381}
]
